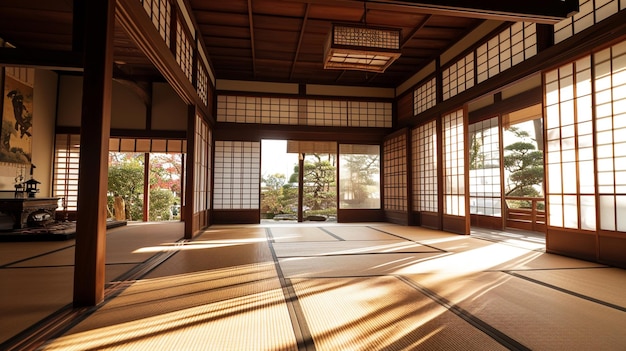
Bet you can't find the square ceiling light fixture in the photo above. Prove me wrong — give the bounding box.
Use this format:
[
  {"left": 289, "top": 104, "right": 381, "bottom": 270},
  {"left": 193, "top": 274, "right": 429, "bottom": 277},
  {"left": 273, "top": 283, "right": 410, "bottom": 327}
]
[{"left": 324, "top": 24, "right": 402, "bottom": 73}]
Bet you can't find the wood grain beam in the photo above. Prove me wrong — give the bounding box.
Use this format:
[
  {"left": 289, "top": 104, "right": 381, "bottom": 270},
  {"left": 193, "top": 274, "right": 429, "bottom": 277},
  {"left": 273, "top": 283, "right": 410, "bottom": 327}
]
[
  {"left": 73, "top": 0, "right": 115, "bottom": 307},
  {"left": 290, "top": 3, "right": 310, "bottom": 80},
  {"left": 377, "top": 0, "right": 579, "bottom": 23},
  {"left": 285, "top": 0, "right": 578, "bottom": 23},
  {"left": 248, "top": 0, "right": 257, "bottom": 77},
  {"left": 0, "top": 48, "right": 82, "bottom": 71}
]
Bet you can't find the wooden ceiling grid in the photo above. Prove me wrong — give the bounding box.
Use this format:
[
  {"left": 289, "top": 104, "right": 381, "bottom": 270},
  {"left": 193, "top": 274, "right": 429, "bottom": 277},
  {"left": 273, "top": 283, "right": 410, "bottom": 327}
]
[{"left": 0, "top": 0, "right": 578, "bottom": 88}]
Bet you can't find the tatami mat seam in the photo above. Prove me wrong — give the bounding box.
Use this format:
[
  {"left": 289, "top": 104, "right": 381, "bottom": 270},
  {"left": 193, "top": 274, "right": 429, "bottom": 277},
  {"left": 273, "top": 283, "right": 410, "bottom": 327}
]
[
  {"left": 1, "top": 239, "right": 187, "bottom": 351},
  {"left": 0, "top": 245, "right": 75, "bottom": 268},
  {"left": 317, "top": 227, "right": 346, "bottom": 241},
  {"left": 504, "top": 270, "right": 626, "bottom": 312},
  {"left": 394, "top": 275, "right": 532, "bottom": 351},
  {"left": 276, "top": 251, "right": 443, "bottom": 258},
  {"left": 470, "top": 235, "right": 546, "bottom": 252},
  {"left": 266, "top": 228, "right": 317, "bottom": 351},
  {"left": 366, "top": 226, "right": 449, "bottom": 253}
]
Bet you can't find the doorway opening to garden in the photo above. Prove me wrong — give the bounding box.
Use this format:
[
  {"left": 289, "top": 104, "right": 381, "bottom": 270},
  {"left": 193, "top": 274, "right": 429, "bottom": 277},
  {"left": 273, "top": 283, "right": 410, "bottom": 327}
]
[
  {"left": 469, "top": 103, "right": 545, "bottom": 236},
  {"left": 107, "top": 152, "right": 183, "bottom": 222},
  {"left": 261, "top": 140, "right": 337, "bottom": 223}
]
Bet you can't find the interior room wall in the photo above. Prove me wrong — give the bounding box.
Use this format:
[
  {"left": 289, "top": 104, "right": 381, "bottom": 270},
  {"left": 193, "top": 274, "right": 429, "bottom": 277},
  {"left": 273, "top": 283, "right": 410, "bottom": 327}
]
[
  {"left": 57, "top": 75, "right": 148, "bottom": 129},
  {"left": 151, "top": 82, "right": 187, "bottom": 131},
  {"left": 0, "top": 69, "right": 57, "bottom": 195}
]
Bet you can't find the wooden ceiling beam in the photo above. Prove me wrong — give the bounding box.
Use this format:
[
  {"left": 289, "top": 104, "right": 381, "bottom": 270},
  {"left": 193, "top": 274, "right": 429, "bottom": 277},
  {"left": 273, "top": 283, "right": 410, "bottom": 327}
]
[
  {"left": 247, "top": 0, "right": 257, "bottom": 77},
  {"left": 0, "top": 47, "right": 82, "bottom": 71},
  {"left": 401, "top": 14, "right": 431, "bottom": 47},
  {"left": 367, "top": 0, "right": 578, "bottom": 24},
  {"left": 283, "top": 0, "right": 577, "bottom": 23},
  {"left": 290, "top": 3, "right": 310, "bottom": 80}
]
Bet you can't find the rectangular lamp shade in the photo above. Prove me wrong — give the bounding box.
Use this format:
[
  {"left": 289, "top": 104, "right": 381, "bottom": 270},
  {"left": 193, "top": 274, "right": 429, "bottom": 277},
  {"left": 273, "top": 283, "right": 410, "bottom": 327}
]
[{"left": 324, "top": 24, "right": 402, "bottom": 73}]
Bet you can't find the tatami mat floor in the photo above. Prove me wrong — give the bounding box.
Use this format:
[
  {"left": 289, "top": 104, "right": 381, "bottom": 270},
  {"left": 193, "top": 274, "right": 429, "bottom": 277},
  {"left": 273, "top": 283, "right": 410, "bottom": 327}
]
[{"left": 1, "top": 222, "right": 625, "bottom": 350}]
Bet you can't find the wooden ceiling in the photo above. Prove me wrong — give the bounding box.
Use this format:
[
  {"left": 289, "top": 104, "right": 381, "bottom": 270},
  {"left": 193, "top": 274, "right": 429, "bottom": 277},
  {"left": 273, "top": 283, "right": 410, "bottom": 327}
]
[
  {"left": 191, "top": 0, "right": 484, "bottom": 87},
  {"left": 0, "top": 0, "right": 578, "bottom": 89}
]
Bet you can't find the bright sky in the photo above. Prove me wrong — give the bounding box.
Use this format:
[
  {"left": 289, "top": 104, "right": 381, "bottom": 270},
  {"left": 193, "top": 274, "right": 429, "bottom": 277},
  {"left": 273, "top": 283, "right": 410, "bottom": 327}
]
[{"left": 261, "top": 140, "right": 298, "bottom": 178}]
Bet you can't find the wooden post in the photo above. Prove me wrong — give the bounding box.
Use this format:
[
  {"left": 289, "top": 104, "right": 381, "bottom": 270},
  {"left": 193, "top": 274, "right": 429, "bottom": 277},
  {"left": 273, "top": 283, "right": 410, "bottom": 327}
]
[
  {"left": 143, "top": 152, "right": 150, "bottom": 221},
  {"left": 298, "top": 153, "right": 304, "bottom": 222},
  {"left": 73, "top": 0, "right": 115, "bottom": 307},
  {"left": 184, "top": 106, "right": 196, "bottom": 239}
]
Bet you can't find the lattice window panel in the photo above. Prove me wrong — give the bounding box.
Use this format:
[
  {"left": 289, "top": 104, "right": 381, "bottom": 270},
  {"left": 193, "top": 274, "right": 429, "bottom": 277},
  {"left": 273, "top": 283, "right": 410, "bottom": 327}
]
[
  {"left": 213, "top": 141, "right": 260, "bottom": 210},
  {"left": 217, "top": 95, "right": 392, "bottom": 127},
  {"left": 443, "top": 53, "right": 475, "bottom": 101},
  {"left": 197, "top": 61, "right": 209, "bottom": 106},
  {"left": 348, "top": 101, "right": 391, "bottom": 127},
  {"left": 411, "top": 120, "right": 438, "bottom": 212},
  {"left": 554, "top": 0, "right": 625, "bottom": 44},
  {"left": 141, "top": 0, "right": 171, "bottom": 47},
  {"left": 545, "top": 56, "right": 597, "bottom": 230},
  {"left": 383, "top": 134, "right": 407, "bottom": 212},
  {"left": 108, "top": 138, "right": 186, "bottom": 153},
  {"left": 476, "top": 22, "right": 536, "bottom": 84},
  {"left": 308, "top": 99, "right": 346, "bottom": 126},
  {"left": 193, "top": 116, "right": 211, "bottom": 213},
  {"left": 176, "top": 18, "right": 193, "bottom": 83},
  {"left": 594, "top": 41, "right": 626, "bottom": 231},
  {"left": 469, "top": 117, "right": 502, "bottom": 217},
  {"left": 413, "top": 77, "right": 437, "bottom": 115},
  {"left": 443, "top": 109, "right": 466, "bottom": 216},
  {"left": 53, "top": 134, "right": 81, "bottom": 211}
]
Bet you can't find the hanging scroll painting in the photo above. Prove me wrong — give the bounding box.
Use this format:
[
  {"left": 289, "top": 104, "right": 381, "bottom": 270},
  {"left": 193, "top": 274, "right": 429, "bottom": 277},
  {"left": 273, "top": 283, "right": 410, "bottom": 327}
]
[{"left": 1, "top": 67, "right": 33, "bottom": 164}]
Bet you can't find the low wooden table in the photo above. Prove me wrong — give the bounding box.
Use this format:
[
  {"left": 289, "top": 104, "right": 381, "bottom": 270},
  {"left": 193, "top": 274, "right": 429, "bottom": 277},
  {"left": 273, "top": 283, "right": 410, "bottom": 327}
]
[{"left": 0, "top": 197, "right": 59, "bottom": 229}]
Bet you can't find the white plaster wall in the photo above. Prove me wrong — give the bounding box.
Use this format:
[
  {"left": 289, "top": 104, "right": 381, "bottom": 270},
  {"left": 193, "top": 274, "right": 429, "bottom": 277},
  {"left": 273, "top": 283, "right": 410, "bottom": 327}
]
[
  {"left": 151, "top": 82, "right": 187, "bottom": 131},
  {"left": 57, "top": 75, "right": 148, "bottom": 129}
]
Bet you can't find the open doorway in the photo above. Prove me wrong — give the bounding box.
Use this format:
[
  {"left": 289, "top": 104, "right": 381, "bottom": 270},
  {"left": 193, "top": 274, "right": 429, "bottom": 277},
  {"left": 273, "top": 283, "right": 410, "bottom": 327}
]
[
  {"left": 107, "top": 152, "right": 183, "bottom": 222},
  {"left": 469, "top": 104, "right": 545, "bottom": 247},
  {"left": 261, "top": 140, "right": 337, "bottom": 223}
]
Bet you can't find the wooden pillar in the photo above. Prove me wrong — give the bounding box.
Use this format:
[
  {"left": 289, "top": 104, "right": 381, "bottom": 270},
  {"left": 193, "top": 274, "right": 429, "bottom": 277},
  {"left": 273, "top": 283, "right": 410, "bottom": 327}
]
[
  {"left": 143, "top": 152, "right": 150, "bottom": 221},
  {"left": 184, "top": 105, "right": 196, "bottom": 239},
  {"left": 73, "top": 0, "right": 115, "bottom": 307},
  {"left": 298, "top": 153, "right": 304, "bottom": 222}
]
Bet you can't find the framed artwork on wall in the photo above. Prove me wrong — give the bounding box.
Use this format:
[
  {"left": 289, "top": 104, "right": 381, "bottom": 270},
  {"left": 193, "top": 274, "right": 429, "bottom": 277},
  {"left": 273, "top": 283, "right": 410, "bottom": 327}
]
[{"left": 1, "top": 67, "right": 34, "bottom": 165}]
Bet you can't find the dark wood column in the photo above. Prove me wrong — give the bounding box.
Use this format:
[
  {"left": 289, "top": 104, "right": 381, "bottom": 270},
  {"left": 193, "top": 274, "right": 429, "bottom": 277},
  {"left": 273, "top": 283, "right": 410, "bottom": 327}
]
[
  {"left": 183, "top": 105, "right": 196, "bottom": 239},
  {"left": 298, "top": 153, "right": 304, "bottom": 222},
  {"left": 143, "top": 152, "right": 150, "bottom": 221},
  {"left": 73, "top": 0, "right": 115, "bottom": 307}
]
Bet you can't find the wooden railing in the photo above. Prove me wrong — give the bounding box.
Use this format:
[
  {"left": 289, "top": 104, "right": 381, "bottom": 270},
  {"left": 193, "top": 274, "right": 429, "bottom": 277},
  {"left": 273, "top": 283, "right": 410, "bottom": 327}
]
[{"left": 505, "top": 196, "right": 546, "bottom": 232}]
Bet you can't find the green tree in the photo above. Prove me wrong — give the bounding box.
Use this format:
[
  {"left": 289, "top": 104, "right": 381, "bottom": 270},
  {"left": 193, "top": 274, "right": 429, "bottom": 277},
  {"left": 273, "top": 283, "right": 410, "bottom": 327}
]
[
  {"left": 470, "top": 131, "right": 484, "bottom": 170},
  {"left": 261, "top": 173, "right": 287, "bottom": 217},
  {"left": 149, "top": 188, "right": 176, "bottom": 220},
  {"left": 108, "top": 155, "right": 144, "bottom": 220},
  {"left": 302, "top": 154, "right": 336, "bottom": 214},
  {"left": 503, "top": 127, "right": 544, "bottom": 197},
  {"left": 342, "top": 154, "right": 379, "bottom": 203}
]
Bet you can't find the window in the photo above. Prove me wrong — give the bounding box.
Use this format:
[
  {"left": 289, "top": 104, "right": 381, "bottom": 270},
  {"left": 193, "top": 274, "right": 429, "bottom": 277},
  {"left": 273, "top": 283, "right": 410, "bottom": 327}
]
[
  {"left": 476, "top": 22, "right": 536, "bottom": 84},
  {"left": 594, "top": 42, "right": 626, "bottom": 231},
  {"left": 383, "top": 134, "right": 407, "bottom": 211},
  {"left": 554, "top": 0, "right": 625, "bottom": 44},
  {"left": 412, "top": 120, "right": 438, "bottom": 212},
  {"left": 213, "top": 141, "right": 261, "bottom": 209},
  {"left": 194, "top": 116, "right": 211, "bottom": 213},
  {"left": 443, "top": 53, "right": 475, "bottom": 101},
  {"left": 176, "top": 18, "right": 193, "bottom": 82},
  {"left": 339, "top": 144, "right": 380, "bottom": 209},
  {"left": 469, "top": 117, "right": 501, "bottom": 216},
  {"left": 545, "top": 57, "right": 596, "bottom": 230},
  {"left": 217, "top": 96, "right": 392, "bottom": 127},
  {"left": 53, "top": 134, "right": 81, "bottom": 211},
  {"left": 141, "top": 0, "right": 171, "bottom": 47},
  {"left": 443, "top": 110, "right": 466, "bottom": 216},
  {"left": 413, "top": 77, "right": 437, "bottom": 115}
]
